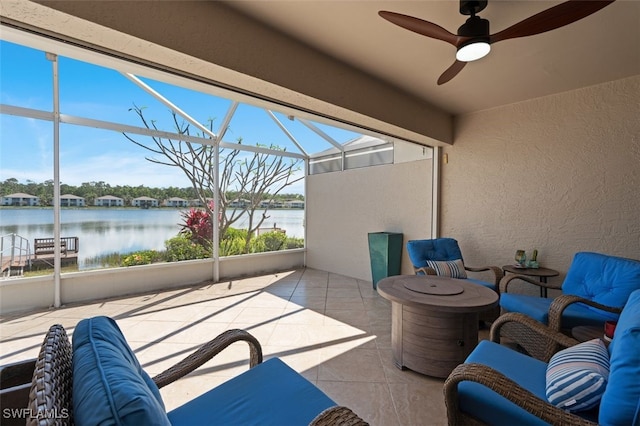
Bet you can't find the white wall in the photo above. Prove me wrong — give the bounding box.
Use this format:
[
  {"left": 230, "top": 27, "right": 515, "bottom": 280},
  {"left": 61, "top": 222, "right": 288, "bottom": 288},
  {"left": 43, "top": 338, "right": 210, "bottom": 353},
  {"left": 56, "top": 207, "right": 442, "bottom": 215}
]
[
  {"left": 441, "top": 76, "right": 640, "bottom": 291},
  {"left": 306, "top": 159, "right": 433, "bottom": 281}
]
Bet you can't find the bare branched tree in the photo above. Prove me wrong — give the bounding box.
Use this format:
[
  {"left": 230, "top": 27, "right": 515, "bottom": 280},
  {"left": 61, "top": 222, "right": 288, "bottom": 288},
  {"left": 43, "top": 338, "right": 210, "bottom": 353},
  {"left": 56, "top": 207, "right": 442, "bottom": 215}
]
[{"left": 123, "top": 105, "right": 303, "bottom": 253}]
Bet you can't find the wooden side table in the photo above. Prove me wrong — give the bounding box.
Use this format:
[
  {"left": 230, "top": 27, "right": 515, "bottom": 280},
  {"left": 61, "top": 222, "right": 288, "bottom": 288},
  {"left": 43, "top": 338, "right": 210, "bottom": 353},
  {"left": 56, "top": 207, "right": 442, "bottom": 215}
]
[
  {"left": 502, "top": 265, "right": 559, "bottom": 298},
  {"left": 572, "top": 325, "right": 610, "bottom": 346}
]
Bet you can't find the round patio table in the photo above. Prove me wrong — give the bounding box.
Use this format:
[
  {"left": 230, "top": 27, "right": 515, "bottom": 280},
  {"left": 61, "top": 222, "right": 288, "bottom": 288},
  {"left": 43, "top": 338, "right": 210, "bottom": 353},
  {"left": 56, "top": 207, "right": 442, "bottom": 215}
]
[{"left": 377, "top": 275, "right": 498, "bottom": 378}]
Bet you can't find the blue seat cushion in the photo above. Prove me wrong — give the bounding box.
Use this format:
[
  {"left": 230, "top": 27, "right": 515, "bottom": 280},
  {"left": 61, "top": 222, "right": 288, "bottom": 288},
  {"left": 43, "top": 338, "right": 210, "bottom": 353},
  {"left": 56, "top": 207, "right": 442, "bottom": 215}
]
[
  {"left": 458, "top": 341, "right": 551, "bottom": 425},
  {"left": 466, "top": 277, "right": 496, "bottom": 290},
  {"left": 500, "top": 294, "right": 619, "bottom": 328},
  {"left": 72, "top": 316, "right": 170, "bottom": 426},
  {"left": 168, "top": 358, "right": 336, "bottom": 426},
  {"left": 599, "top": 289, "right": 640, "bottom": 425}
]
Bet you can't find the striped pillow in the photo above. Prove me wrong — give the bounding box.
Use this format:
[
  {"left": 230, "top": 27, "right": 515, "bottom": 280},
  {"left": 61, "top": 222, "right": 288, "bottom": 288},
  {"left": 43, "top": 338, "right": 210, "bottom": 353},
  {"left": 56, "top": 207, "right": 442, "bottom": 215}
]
[
  {"left": 546, "top": 338, "right": 610, "bottom": 412},
  {"left": 425, "top": 259, "right": 467, "bottom": 279}
]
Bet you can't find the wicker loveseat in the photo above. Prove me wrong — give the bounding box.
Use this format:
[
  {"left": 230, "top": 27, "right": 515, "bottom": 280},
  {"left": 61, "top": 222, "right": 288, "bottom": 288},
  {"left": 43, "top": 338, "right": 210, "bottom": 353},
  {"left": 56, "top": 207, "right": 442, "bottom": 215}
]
[
  {"left": 25, "top": 316, "right": 367, "bottom": 426},
  {"left": 444, "top": 289, "right": 640, "bottom": 425}
]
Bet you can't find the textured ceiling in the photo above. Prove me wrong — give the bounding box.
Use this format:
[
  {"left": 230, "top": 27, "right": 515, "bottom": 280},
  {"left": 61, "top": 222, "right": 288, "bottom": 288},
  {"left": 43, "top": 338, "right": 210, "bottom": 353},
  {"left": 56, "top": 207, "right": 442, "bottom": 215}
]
[{"left": 225, "top": 1, "right": 640, "bottom": 115}]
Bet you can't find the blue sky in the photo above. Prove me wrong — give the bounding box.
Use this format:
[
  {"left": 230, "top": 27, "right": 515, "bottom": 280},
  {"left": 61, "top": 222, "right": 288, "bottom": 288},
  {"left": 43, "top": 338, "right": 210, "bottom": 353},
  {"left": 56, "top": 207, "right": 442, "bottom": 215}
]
[{"left": 0, "top": 40, "right": 361, "bottom": 194}]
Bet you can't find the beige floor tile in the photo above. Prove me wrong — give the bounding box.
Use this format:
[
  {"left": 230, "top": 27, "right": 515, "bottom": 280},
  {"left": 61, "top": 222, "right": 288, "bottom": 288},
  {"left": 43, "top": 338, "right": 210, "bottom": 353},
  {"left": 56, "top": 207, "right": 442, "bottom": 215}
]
[
  {"left": 326, "top": 296, "right": 366, "bottom": 311},
  {"left": 1, "top": 268, "right": 474, "bottom": 425},
  {"left": 318, "top": 348, "right": 387, "bottom": 383},
  {"left": 287, "top": 296, "right": 326, "bottom": 311},
  {"left": 279, "top": 307, "right": 326, "bottom": 325},
  {"left": 388, "top": 382, "right": 448, "bottom": 426},
  {"left": 316, "top": 381, "right": 400, "bottom": 426}
]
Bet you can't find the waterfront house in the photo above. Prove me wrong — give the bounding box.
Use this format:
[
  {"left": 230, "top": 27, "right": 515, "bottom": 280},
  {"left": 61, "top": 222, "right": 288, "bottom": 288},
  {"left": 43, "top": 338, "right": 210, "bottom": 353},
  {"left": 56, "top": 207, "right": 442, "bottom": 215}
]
[
  {"left": 131, "top": 196, "right": 159, "bottom": 208},
  {"left": 60, "top": 194, "right": 86, "bottom": 207},
  {"left": 1, "top": 193, "right": 39, "bottom": 206},
  {"left": 163, "top": 197, "right": 188, "bottom": 208},
  {"left": 94, "top": 195, "right": 124, "bottom": 207},
  {"left": 284, "top": 200, "right": 304, "bottom": 209}
]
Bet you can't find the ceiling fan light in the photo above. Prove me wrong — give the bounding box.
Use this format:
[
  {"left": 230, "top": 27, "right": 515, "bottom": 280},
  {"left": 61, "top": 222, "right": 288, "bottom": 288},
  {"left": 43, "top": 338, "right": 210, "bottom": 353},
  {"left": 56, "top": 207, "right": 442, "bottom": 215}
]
[{"left": 456, "top": 41, "right": 490, "bottom": 62}]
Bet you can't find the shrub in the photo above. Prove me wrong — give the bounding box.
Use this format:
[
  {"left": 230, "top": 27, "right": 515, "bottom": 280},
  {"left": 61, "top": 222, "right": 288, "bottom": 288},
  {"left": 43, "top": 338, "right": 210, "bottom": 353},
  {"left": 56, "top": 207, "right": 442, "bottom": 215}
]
[
  {"left": 165, "top": 234, "right": 211, "bottom": 261},
  {"left": 251, "top": 231, "right": 287, "bottom": 253},
  {"left": 122, "top": 250, "right": 163, "bottom": 267}
]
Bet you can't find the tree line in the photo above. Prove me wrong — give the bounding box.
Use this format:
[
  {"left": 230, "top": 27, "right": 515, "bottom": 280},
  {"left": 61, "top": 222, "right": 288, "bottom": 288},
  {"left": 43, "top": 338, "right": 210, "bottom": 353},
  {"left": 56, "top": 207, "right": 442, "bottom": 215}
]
[{"left": 0, "top": 178, "right": 304, "bottom": 206}]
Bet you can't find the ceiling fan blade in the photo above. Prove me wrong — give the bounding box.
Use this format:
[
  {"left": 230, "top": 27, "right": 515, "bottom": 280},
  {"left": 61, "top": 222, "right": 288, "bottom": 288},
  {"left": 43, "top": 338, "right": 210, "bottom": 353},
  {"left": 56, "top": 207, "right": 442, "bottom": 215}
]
[
  {"left": 379, "top": 11, "right": 460, "bottom": 47},
  {"left": 490, "top": 0, "right": 616, "bottom": 44},
  {"left": 437, "top": 60, "right": 467, "bottom": 85}
]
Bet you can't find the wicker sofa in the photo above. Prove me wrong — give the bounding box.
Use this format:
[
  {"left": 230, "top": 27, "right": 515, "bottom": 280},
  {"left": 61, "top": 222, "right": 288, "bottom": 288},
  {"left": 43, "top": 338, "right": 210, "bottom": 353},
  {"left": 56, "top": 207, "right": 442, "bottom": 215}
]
[
  {"left": 444, "top": 288, "right": 640, "bottom": 425},
  {"left": 24, "top": 316, "right": 367, "bottom": 426}
]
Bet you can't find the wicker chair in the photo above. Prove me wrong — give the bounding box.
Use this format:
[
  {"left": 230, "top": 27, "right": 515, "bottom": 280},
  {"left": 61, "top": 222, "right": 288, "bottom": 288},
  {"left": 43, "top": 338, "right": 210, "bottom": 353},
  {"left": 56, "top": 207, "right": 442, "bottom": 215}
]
[
  {"left": 500, "top": 251, "right": 640, "bottom": 359},
  {"left": 25, "top": 322, "right": 367, "bottom": 426},
  {"left": 444, "top": 312, "right": 591, "bottom": 425},
  {"left": 406, "top": 238, "right": 503, "bottom": 322},
  {"left": 444, "top": 288, "right": 640, "bottom": 426}
]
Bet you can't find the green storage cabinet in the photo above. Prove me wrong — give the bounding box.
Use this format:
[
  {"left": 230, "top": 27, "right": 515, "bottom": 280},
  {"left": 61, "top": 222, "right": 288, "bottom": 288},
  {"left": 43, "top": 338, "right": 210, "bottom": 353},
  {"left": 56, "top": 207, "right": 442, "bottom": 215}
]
[{"left": 368, "top": 232, "right": 403, "bottom": 289}]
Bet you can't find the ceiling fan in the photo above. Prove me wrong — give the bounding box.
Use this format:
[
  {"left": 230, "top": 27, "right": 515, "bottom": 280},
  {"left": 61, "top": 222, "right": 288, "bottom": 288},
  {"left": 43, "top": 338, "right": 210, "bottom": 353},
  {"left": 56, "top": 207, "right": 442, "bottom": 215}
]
[{"left": 379, "top": 0, "right": 616, "bottom": 85}]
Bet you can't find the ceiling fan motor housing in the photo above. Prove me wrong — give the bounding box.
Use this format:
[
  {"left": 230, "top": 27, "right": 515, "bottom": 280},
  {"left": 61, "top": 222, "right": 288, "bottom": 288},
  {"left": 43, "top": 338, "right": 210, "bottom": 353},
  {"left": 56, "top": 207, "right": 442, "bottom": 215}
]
[{"left": 458, "top": 16, "right": 490, "bottom": 38}]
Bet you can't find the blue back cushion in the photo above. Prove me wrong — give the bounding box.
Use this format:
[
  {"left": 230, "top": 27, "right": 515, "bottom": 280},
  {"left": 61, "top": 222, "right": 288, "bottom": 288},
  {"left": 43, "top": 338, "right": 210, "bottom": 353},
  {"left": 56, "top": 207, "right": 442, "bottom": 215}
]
[
  {"left": 599, "top": 289, "right": 640, "bottom": 425},
  {"left": 73, "top": 316, "right": 170, "bottom": 425},
  {"left": 406, "top": 238, "right": 463, "bottom": 267},
  {"left": 562, "top": 252, "right": 640, "bottom": 309}
]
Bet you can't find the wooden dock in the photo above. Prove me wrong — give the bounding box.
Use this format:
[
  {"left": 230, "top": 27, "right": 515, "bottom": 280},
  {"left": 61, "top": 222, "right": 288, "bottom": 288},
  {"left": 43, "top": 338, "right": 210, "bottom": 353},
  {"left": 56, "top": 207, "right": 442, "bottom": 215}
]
[{"left": 1, "top": 236, "right": 79, "bottom": 276}]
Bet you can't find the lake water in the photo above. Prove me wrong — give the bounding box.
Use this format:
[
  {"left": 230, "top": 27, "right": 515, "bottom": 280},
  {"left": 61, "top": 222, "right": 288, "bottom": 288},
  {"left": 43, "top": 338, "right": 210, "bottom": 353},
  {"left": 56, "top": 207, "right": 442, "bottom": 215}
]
[{"left": 0, "top": 208, "right": 304, "bottom": 269}]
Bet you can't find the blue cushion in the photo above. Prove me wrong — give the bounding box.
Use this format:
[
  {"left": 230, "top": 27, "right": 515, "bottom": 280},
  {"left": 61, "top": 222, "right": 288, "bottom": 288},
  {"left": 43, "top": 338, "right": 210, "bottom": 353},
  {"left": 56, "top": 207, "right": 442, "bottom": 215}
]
[
  {"left": 458, "top": 340, "right": 550, "bottom": 426},
  {"left": 73, "top": 316, "right": 170, "bottom": 426},
  {"left": 500, "top": 294, "right": 619, "bottom": 327},
  {"left": 168, "top": 358, "right": 336, "bottom": 426},
  {"left": 466, "top": 277, "right": 496, "bottom": 290},
  {"left": 599, "top": 289, "right": 640, "bottom": 425},
  {"left": 563, "top": 252, "right": 640, "bottom": 313},
  {"left": 406, "top": 238, "right": 464, "bottom": 267},
  {"left": 546, "top": 339, "right": 610, "bottom": 412}
]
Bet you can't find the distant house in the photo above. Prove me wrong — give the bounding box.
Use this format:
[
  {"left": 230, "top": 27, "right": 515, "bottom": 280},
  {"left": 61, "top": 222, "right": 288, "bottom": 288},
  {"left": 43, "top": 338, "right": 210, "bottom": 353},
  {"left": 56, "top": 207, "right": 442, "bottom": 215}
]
[
  {"left": 132, "top": 196, "right": 158, "bottom": 208},
  {"left": 1, "top": 192, "right": 40, "bottom": 206},
  {"left": 229, "top": 198, "right": 250, "bottom": 208},
  {"left": 60, "top": 194, "right": 86, "bottom": 207},
  {"left": 284, "top": 200, "right": 304, "bottom": 209},
  {"left": 164, "top": 197, "right": 188, "bottom": 208},
  {"left": 189, "top": 198, "right": 214, "bottom": 207},
  {"left": 94, "top": 195, "right": 124, "bottom": 207},
  {"left": 259, "top": 199, "right": 283, "bottom": 209}
]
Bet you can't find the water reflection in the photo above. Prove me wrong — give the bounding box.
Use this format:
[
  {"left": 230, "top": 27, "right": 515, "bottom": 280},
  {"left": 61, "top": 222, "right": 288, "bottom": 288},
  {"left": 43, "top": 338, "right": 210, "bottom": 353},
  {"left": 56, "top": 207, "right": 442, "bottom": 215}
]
[{"left": 0, "top": 208, "right": 304, "bottom": 270}]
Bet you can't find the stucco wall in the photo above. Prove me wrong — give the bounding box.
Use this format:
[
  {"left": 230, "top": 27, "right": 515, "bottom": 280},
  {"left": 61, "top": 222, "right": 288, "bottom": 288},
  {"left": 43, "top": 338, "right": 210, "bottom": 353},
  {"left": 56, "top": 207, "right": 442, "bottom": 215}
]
[
  {"left": 440, "top": 75, "right": 640, "bottom": 291},
  {"left": 306, "top": 159, "right": 433, "bottom": 281}
]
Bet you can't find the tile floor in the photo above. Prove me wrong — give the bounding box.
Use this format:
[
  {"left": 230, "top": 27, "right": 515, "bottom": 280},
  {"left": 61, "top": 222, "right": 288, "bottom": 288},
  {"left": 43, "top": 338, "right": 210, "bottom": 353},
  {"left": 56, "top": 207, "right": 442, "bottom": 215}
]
[{"left": 0, "top": 268, "right": 490, "bottom": 425}]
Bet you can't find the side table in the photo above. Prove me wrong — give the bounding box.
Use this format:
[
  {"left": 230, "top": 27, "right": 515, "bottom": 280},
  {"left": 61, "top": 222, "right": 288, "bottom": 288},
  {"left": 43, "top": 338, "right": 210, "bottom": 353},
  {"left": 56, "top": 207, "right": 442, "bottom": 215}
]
[
  {"left": 502, "top": 265, "right": 559, "bottom": 298},
  {"left": 572, "top": 325, "right": 610, "bottom": 346}
]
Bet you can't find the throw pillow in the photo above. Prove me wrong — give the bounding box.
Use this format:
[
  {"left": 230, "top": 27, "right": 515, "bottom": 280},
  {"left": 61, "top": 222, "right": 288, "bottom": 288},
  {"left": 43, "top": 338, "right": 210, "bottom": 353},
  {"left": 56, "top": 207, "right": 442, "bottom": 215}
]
[
  {"left": 545, "top": 338, "right": 610, "bottom": 412},
  {"left": 425, "top": 259, "right": 467, "bottom": 279}
]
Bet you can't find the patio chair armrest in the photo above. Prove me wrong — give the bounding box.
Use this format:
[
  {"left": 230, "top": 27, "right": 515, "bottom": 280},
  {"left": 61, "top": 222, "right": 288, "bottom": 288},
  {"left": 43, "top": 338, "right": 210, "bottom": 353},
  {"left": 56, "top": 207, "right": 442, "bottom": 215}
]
[
  {"left": 547, "top": 294, "right": 623, "bottom": 331},
  {"left": 465, "top": 265, "right": 504, "bottom": 286},
  {"left": 414, "top": 266, "right": 436, "bottom": 275},
  {"left": 443, "top": 363, "right": 597, "bottom": 426},
  {"left": 310, "top": 405, "right": 369, "bottom": 426},
  {"left": 490, "top": 312, "right": 579, "bottom": 350},
  {"left": 499, "top": 274, "right": 561, "bottom": 293},
  {"left": 152, "top": 329, "right": 262, "bottom": 388}
]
